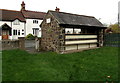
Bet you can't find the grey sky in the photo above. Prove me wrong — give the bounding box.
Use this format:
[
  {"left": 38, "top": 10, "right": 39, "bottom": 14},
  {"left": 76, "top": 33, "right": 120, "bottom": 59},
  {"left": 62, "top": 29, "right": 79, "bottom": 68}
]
[{"left": 0, "top": 0, "right": 119, "bottom": 25}]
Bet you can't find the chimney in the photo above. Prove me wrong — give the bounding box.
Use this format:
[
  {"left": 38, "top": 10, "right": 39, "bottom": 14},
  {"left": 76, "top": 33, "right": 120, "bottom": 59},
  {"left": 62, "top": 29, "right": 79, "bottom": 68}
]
[
  {"left": 21, "top": 1, "right": 25, "bottom": 11},
  {"left": 55, "top": 7, "right": 60, "bottom": 12}
]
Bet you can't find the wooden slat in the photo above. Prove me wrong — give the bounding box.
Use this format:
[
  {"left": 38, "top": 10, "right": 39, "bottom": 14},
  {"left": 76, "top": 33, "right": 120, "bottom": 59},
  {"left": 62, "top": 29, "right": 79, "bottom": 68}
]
[
  {"left": 90, "top": 44, "right": 97, "bottom": 48},
  {"left": 65, "top": 42, "right": 98, "bottom": 46},
  {"left": 66, "top": 35, "right": 97, "bottom": 39},
  {"left": 78, "top": 44, "right": 89, "bottom": 49},
  {"left": 65, "top": 43, "right": 97, "bottom": 51},
  {"left": 65, "top": 39, "right": 97, "bottom": 45},
  {"left": 65, "top": 38, "right": 97, "bottom": 41},
  {"left": 65, "top": 45, "right": 77, "bottom": 51}
]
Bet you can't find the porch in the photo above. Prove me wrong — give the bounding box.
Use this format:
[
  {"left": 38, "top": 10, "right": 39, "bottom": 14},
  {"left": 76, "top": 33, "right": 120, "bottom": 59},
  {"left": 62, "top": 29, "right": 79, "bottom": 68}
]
[{"left": 0, "top": 23, "right": 12, "bottom": 40}]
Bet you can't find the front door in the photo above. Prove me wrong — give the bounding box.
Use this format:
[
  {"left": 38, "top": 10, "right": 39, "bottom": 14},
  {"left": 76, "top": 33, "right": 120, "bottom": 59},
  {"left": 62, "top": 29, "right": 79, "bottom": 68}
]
[{"left": 2, "top": 30, "right": 9, "bottom": 40}]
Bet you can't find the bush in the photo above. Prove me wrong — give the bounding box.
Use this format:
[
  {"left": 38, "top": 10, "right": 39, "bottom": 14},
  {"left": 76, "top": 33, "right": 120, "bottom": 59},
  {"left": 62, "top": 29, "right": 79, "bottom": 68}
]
[{"left": 25, "top": 34, "right": 36, "bottom": 40}]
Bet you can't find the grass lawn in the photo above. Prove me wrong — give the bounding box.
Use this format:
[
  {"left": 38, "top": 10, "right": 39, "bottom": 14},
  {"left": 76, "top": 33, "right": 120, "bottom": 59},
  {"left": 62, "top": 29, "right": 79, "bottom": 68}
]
[{"left": 2, "top": 47, "right": 118, "bottom": 81}]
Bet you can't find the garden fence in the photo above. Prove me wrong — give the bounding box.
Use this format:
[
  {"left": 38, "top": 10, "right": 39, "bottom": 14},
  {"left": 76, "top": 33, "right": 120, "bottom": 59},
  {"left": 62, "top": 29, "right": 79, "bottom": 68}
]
[{"left": 104, "top": 33, "right": 120, "bottom": 47}]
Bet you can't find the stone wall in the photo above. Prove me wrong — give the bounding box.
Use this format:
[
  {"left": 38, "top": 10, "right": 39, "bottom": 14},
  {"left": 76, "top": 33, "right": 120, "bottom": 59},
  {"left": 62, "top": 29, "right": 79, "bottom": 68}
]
[
  {"left": 98, "top": 29, "right": 104, "bottom": 47},
  {"left": 41, "top": 12, "right": 64, "bottom": 53},
  {"left": 0, "top": 37, "right": 25, "bottom": 51}
]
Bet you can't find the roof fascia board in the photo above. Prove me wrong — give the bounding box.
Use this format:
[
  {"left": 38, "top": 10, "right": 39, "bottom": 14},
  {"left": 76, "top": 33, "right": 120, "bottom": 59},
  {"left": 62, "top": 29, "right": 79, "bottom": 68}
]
[{"left": 49, "top": 11, "right": 60, "bottom": 24}]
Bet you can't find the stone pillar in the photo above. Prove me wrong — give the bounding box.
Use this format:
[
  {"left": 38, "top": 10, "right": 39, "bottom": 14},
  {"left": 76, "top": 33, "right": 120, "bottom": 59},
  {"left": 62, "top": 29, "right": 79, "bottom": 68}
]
[
  {"left": 35, "top": 37, "right": 41, "bottom": 52},
  {"left": 99, "top": 29, "right": 104, "bottom": 47},
  {"left": 18, "top": 37, "right": 25, "bottom": 50}
]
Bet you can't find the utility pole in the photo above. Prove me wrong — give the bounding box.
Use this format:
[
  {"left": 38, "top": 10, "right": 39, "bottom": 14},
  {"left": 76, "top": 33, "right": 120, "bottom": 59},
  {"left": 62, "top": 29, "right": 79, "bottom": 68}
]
[{"left": 118, "top": 1, "right": 120, "bottom": 28}]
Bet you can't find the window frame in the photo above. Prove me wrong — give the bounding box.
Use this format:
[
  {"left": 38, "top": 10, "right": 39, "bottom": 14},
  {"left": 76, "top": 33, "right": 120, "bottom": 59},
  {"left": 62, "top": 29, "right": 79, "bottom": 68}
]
[
  {"left": 46, "top": 18, "right": 51, "bottom": 23},
  {"left": 33, "top": 20, "right": 38, "bottom": 24},
  {"left": 13, "top": 29, "right": 18, "bottom": 35}
]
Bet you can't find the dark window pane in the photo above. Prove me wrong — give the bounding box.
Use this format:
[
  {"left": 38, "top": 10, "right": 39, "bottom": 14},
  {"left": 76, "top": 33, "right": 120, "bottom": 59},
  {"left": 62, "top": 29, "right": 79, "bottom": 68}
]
[
  {"left": 18, "top": 30, "right": 20, "bottom": 35},
  {"left": 33, "top": 29, "right": 34, "bottom": 34},
  {"left": 16, "top": 30, "right": 17, "bottom": 35},
  {"left": 13, "top": 30, "right": 15, "bottom": 35}
]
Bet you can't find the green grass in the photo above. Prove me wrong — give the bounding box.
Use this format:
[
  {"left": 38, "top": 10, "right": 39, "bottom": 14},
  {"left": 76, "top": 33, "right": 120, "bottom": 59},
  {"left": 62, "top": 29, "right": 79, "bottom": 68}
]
[{"left": 2, "top": 47, "right": 118, "bottom": 81}]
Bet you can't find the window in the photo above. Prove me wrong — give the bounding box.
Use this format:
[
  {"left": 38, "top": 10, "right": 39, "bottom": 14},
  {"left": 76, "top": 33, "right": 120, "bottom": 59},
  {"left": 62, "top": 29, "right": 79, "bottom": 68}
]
[
  {"left": 16, "top": 30, "right": 17, "bottom": 35},
  {"left": 13, "top": 30, "right": 17, "bottom": 35},
  {"left": 65, "top": 28, "right": 73, "bottom": 34},
  {"left": 13, "top": 30, "right": 15, "bottom": 35},
  {"left": 33, "top": 20, "right": 38, "bottom": 24},
  {"left": 65, "top": 28, "right": 82, "bottom": 34},
  {"left": 46, "top": 18, "right": 51, "bottom": 23},
  {"left": 21, "top": 29, "right": 24, "bottom": 35},
  {"left": 22, "top": 33, "right": 24, "bottom": 35},
  {"left": 74, "top": 29, "right": 81, "bottom": 34},
  {"left": 33, "top": 28, "right": 39, "bottom": 36},
  {"left": 13, "top": 19, "right": 20, "bottom": 25},
  {"left": 18, "top": 30, "right": 20, "bottom": 35}
]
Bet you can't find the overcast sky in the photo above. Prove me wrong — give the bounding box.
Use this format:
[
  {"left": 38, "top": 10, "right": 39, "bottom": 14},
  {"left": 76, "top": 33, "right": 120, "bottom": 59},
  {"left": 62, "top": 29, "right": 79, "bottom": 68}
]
[{"left": 0, "top": 0, "right": 119, "bottom": 25}]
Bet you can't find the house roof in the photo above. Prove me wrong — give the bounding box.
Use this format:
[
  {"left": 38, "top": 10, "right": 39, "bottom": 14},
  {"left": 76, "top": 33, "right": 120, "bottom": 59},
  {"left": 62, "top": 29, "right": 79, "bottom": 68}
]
[
  {"left": 22, "top": 10, "right": 46, "bottom": 20},
  {"left": 0, "top": 9, "right": 26, "bottom": 22},
  {"left": 0, "top": 23, "right": 12, "bottom": 30},
  {"left": 49, "top": 10, "right": 105, "bottom": 28}
]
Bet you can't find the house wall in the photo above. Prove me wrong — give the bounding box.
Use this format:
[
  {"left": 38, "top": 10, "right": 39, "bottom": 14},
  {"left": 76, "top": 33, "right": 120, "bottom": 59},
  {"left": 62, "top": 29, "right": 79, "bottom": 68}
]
[
  {"left": 11, "top": 21, "right": 25, "bottom": 39},
  {"left": 0, "top": 20, "right": 25, "bottom": 40},
  {"left": 26, "top": 19, "right": 43, "bottom": 37},
  {"left": 0, "top": 21, "right": 11, "bottom": 26},
  {"left": 41, "top": 12, "right": 63, "bottom": 53}
]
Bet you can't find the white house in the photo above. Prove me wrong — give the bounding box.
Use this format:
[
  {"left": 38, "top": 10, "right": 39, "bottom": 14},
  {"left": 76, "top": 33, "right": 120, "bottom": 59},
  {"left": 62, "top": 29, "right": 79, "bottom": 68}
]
[
  {"left": 0, "top": 9, "right": 26, "bottom": 40},
  {"left": 21, "top": 1, "right": 46, "bottom": 37},
  {"left": 0, "top": 1, "right": 46, "bottom": 40}
]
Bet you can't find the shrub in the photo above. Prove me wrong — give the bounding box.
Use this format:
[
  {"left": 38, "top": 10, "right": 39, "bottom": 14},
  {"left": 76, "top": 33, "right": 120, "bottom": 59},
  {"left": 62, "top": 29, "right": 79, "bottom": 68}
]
[{"left": 25, "top": 34, "right": 36, "bottom": 40}]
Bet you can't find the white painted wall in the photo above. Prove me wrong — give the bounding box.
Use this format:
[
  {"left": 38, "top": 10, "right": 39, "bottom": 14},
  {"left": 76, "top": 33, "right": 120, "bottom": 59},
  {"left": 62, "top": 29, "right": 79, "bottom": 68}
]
[
  {"left": 0, "top": 21, "right": 11, "bottom": 26},
  {"left": 11, "top": 20, "right": 25, "bottom": 40},
  {"left": 26, "top": 19, "right": 43, "bottom": 37},
  {"left": 0, "top": 20, "right": 25, "bottom": 40},
  {"left": 0, "top": 36, "right": 1, "bottom": 40}
]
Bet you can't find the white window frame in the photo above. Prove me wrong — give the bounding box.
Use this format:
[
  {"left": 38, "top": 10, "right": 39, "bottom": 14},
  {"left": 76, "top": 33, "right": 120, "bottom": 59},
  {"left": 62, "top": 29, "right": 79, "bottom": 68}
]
[{"left": 46, "top": 18, "right": 51, "bottom": 23}]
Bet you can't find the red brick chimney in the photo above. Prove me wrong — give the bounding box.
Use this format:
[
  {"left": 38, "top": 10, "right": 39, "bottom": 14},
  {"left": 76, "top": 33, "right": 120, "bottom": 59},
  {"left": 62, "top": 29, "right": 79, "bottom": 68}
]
[
  {"left": 21, "top": 1, "right": 25, "bottom": 11},
  {"left": 55, "top": 7, "right": 60, "bottom": 12}
]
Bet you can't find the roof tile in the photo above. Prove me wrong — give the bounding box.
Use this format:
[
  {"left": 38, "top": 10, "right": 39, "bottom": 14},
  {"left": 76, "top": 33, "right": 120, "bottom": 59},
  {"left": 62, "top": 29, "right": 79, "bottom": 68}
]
[
  {"left": 49, "top": 10, "right": 104, "bottom": 27},
  {"left": 22, "top": 10, "right": 46, "bottom": 20},
  {"left": 0, "top": 9, "right": 25, "bottom": 22}
]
